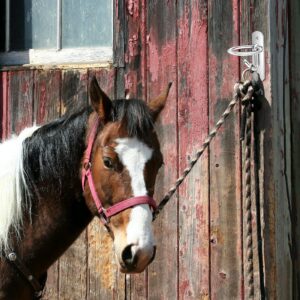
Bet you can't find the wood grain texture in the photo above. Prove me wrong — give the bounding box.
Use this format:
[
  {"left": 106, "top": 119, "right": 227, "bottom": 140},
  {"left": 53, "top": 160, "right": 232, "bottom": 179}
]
[
  {"left": 146, "top": 1, "right": 178, "bottom": 299},
  {"left": 8, "top": 70, "right": 34, "bottom": 134},
  {"left": 268, "top": 0, "right": 292, "bottom": 299},
  {"left": 289, "top": 0, "right": 300, "bottom": 297},
  {"left": 58, "top": 69, "right": 89, "bottom": 300},
  {"left": 33, "top": 69, "right": 61, "bottom": 300},
  {"left": 177, "top": 1, "right": 210, "bottom": 299},
  {"left": 208, "top": 0, "right": 242, "bottom": 299},
  {"left": 34, "top": 70, "right": 61, "bottom": 124},
  {"left": 123, "top": 0, "right": 147, "bottom": 100}
]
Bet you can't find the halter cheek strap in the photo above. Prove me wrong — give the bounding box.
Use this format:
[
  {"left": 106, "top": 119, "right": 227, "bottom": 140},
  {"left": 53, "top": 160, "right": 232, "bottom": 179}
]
[{"left": 81, "top": 116, "right": 157, "bottom": 224}]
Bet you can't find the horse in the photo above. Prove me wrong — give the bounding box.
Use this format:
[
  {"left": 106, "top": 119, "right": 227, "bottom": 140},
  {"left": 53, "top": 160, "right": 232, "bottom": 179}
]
[{"left": 0, "top": 77, "right": 171, "bottom": 300}]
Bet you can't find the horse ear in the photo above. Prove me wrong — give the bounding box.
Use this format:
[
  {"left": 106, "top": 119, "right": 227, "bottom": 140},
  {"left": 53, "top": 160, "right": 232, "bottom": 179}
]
[
  {"left": 89, "top": 76, "right": 112, "bottom": 122},
  {"left": 148, "top": 82, "right": 172, "bottom": 121}
]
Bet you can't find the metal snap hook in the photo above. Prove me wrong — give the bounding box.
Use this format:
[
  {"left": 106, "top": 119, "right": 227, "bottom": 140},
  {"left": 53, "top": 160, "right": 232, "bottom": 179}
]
[
  {"left": 227, "top": 31, "right": 265, "bottom": 81},
  {"left": 242, "top": 67, "right": 252, "bottom": 82},
  {"left": 227, "top": 44, "right": 263, "bottom": 57},
  {"left": 228, "top": 44, "right": 262, "bottom": 73}
]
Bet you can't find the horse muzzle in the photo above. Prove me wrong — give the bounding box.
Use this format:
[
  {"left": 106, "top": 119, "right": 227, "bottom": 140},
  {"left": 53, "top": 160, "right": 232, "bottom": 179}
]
[{"left": 119, "top": 245, "right": 157, "bottom": 273}]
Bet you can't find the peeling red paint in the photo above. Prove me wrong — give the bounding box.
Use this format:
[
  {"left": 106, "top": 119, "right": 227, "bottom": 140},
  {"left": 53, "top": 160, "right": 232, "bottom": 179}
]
[
  {"left": 21, "top": 81, "right": 28, "bottom": 93},
  {"left": 115, "top": 0, "right": 118, "bottom": 19},
  {"left": 179, "top": 280, "right": 190, "bottom": 297},
  {"left": 124, "top": 72, "right": 138, "bottom": 98},
  {"left": 128, "top": 34, "right": 139, "bottom": 57},
  {"left": 148, "top": 36, "right": 176, "bottom": 83},
  {"left": 176, "top": 2, "right": 210, "bottom": 299},
  {"left": 127, "top": 0, "right": 139, "bottom": 18}
]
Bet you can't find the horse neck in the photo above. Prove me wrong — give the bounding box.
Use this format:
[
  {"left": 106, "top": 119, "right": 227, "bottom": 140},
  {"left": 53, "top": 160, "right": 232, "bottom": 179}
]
[{"left": 16, "top": 109, "right": 94, "bottom": 277}]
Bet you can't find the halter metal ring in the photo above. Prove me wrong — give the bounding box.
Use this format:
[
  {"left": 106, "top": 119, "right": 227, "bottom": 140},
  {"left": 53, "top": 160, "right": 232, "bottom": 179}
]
[
  {"left": 227, "top": 44, "right": 263, "bottom": 57},
  {"left": 83, "top": 161, "right": 92, "bottom": 171}
]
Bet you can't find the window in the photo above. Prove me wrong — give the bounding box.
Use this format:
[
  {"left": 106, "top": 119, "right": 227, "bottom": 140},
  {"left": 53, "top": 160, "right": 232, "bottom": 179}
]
[{"left": 0, "top": 0, "right": 113, "bottom": 66}]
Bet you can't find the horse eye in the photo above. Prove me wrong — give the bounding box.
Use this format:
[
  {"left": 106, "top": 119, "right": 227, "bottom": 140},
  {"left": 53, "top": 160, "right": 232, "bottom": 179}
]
[{"left": 103, "top": 157, "right": 114, "bottom": 169}]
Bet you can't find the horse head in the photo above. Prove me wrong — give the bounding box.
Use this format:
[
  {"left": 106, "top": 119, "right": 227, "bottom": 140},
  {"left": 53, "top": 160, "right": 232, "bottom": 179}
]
[{"left": 83, "top": 77, "right": 171, "bottom": 273}]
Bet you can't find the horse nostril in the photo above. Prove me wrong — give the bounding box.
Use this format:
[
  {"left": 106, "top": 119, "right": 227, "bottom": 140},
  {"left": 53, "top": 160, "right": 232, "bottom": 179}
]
[{"left": 122, "top": 244, "right": 137, "bottom": 267}]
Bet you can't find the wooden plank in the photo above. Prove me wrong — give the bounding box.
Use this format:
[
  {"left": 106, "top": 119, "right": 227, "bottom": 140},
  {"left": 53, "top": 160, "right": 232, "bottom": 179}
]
[
  {"left": 176, "top": 1, "right": 210, "bottom": 299},
  {"left": 33, "top": 69, "right": 61, "bottom": 300},
  {"left": 207, "top": 1, "right": 243, "bottom": 299},
  {"left": 86, "top": 68, "right": 125, "bottom": 300},
  {"left": 0, "top": 71, "right": 8, "bottom": 140},
  {"left": 146, "top": 1, "right": 178, "bottom": 299},
  {"left": 124, "top": 0, "right": 147, "bottom": 100},
  {"left": 8, "top": 70, "right": 34, "bottom": 135},
  {"left": 289, "top": 0, "right": 300, "bottom": 297},
  {"left": 87, "top": 219, "right": 125, "bottom": 300},
  {"left": 34, "top": 70, "right": 61, "bottom": 125},
  {"left": 268, "top": 0, "right": 292, "bottom": 298},
  {"left": 113, "top": 0, "right": 125, "bottom": 99},
  {"left": 58, "top": 69, "right": 88, "bottom": 300},
  {"left": 122, "top": 1, "right": 149, "bottom": 298}
]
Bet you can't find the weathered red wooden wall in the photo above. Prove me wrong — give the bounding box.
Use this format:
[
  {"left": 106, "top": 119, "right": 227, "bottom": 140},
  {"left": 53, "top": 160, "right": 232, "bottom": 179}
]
[{"left": 0, "top": 0, "right": 296, "bottom": 299}]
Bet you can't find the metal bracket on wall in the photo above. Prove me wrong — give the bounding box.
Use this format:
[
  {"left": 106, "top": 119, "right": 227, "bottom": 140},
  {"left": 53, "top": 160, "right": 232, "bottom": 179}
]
[{"left": 227, "top": 31, "right": 265, "bottom": 81}]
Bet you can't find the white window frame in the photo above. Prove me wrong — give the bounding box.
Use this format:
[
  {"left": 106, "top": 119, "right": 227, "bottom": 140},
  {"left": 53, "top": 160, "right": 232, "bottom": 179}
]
[{"left": 0, "top": 0, "right": 113, "bottom": 66}]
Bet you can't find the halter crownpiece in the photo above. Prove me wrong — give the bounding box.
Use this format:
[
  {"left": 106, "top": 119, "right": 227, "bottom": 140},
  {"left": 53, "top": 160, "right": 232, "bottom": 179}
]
[{"left": 81, "top": 116, "right": 157, "bottom": 224}]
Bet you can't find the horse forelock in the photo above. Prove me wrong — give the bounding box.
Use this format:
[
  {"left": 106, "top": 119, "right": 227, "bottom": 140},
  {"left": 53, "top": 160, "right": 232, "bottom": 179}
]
[
  {"left": 111, "top": 99, "right": 154, "bottom": 138},
  {"left": 0, "top": 126, "right": 38, "bottom": 254}
]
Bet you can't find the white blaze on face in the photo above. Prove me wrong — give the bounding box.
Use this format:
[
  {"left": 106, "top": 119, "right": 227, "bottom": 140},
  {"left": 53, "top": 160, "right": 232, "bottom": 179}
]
[{"left": 115, "top": 137, "right": 154, "bottom": 250}]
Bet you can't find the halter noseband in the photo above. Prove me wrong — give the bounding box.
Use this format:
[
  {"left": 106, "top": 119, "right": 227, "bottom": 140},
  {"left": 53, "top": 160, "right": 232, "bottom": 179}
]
[{"left": 81, "top": 116, "right": 157, "bottom": 224}]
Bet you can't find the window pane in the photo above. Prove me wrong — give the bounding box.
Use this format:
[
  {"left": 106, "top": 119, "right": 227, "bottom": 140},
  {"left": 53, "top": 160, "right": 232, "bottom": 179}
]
[
  {"left": 10, "top": 0, "right": 57, "bottom": 50},
  {"left": 0, "top": 1, "right": 5, "bottom": 51},
  {"left": 62, "top": 0, "right": 112, "bottom": 48}
]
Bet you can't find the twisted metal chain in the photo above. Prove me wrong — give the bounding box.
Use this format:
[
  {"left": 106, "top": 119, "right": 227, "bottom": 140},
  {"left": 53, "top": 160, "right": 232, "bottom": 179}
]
[{"left": 153, "top": 82, "right": 245, "bottom": 220}]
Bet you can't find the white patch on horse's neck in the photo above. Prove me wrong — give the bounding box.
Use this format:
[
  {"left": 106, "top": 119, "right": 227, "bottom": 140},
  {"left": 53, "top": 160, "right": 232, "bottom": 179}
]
[
  {"left": 115, "top": 137, "right": 154, "bottom": 249},
  {"left": 0, "top": 126, "right": 38, "bottom": 254}
]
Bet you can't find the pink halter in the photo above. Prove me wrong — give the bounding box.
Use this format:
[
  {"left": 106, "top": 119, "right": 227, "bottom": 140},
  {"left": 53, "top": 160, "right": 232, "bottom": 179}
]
[{"left": 81, "top": 116, "right": 157, "bottom": 224}]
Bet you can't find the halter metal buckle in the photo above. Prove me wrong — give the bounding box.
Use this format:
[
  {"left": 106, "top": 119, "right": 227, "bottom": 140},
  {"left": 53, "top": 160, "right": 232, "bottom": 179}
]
[{"left": 99, "top": 208, "right": 110, "bottom": 224}]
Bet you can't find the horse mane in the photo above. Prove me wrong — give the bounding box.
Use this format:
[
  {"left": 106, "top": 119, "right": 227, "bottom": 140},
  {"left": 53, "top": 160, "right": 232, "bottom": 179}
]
[
  {"left": 0, "top": 126, "right": 39, "bottom": 254},
  {"left": 0, "top": 107, "right": 91, "bottom": 254},
  {"left": 22, "top": 107, "right": 91, "bottom": 200},
  {"left": 0, "top": 98, "right": 153, "bottom": 253}
]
